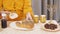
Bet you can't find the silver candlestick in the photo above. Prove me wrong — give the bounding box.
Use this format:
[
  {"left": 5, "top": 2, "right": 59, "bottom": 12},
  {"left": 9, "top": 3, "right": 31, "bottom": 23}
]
[{"left": 47, "top": 5, "right": 56, "bottom": 23}]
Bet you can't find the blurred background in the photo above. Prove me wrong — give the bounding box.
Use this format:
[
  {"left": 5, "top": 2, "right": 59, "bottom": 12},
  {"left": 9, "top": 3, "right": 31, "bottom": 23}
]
[{"left": 32, "top": 0, "right": 60, "bottom": 22}]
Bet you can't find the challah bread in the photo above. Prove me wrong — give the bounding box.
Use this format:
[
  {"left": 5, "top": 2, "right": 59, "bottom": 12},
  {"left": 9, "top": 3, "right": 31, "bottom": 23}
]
[{"left": 16, "top": 20, "right": 34, "bottom": 29}]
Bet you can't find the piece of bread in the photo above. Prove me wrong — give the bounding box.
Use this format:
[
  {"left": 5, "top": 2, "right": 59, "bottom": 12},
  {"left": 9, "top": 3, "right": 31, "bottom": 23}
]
[{"left": 16, "top": 20, "right": 34, "bottom": 29}]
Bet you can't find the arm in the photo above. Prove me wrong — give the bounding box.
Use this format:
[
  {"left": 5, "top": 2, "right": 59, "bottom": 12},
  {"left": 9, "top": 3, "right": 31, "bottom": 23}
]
[
  {"left": 23, "top": 0, "right": 34, "bottom": 20},
  {"left": 0, "top": 0, "right": 2, "bottom": 10},
  {"left": 3, "top": 0, "right": 15, "bottom": 10}
]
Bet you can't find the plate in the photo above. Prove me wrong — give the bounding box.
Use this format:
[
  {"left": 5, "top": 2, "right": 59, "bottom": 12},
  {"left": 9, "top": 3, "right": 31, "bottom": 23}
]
[
  {"left": 9, "top": 13, "right": 18, "bottom": 19},
  {"left": 9, "top": 21, "right": 33, "bottom": 31},
  {"left": 41, "top": 20, "right": 60, "bottom": 32}
]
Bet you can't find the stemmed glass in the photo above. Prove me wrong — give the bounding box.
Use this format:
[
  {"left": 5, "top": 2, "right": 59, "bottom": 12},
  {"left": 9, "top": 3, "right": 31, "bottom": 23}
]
[{"left": 47, "top": 5, "right": 56, "bottom": 23}]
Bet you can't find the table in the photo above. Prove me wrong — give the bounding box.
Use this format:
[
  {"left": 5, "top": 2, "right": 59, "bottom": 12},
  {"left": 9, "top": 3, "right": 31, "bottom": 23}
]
[{"left": 0, "top": 20, "right": 60, "bottom": 34}]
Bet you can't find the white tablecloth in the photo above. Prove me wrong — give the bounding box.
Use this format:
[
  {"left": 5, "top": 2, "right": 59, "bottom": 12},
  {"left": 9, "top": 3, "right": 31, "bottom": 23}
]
[{"left": 0, "top": 20, "right": 60, "bottom": 34}]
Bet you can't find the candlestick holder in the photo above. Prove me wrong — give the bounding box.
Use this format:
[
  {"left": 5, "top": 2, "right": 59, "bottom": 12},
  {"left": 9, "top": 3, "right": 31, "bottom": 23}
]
[{"left": 47, "top": 5, "right": 56, "bottom": 23}]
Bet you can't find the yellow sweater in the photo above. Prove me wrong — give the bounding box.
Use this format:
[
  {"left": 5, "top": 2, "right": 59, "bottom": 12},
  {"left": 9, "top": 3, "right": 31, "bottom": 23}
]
[
  {"left": 0, "top": 0, "right": 2, "bottom": 10},
  {"left": 23, "top": 0, "right": 34, "bottom": 18},
  {"left": 0, "top": 0, "right": 2, "bottom": 19},
  {"left": 3, "top": 0, "right": 15, "bottom": 10},
  {"left": 3, "top": 0, "right": 34, "bottom": 21}
]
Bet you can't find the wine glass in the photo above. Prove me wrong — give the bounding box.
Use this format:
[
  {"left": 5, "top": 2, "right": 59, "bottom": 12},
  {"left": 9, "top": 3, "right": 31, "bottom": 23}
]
[{"left": 47, "top": 5, "right": 56, "bottom": 23}]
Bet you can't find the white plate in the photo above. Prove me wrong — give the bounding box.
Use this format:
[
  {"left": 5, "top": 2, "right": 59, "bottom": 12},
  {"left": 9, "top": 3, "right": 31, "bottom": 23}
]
[
  {"left": 9, "top": 13, "right": 18, "bottom": 19},
  {"left": 41, "top": 20, "right": 60, "bottom": 32},
  {"left": 9, "top": 21, "right": 40, "bottom": 31},
  {"left": 9, "top": 21, "right": 33, "bottom": 31}
]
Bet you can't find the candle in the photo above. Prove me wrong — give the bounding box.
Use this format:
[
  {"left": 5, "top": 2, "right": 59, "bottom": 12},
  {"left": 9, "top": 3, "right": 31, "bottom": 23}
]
[{"left": 50, "top": 6, "right": 53, "bottom": 20}]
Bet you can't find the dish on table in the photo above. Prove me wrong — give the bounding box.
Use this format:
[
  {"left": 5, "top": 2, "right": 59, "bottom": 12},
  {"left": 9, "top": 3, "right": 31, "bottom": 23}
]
[
  {"left": 10, "top": 20, "right": 34, "bottom": 31},
  {"left": 41, "top": 21, "right": 60, "bottom": 32}
]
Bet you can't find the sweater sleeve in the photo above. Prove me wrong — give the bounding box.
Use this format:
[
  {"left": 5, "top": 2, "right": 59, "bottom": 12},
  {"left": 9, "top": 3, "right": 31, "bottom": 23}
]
[
  {"left": 0, "top": 0, "right": 2, "bottom": 10},
  {"left": 3, "top": 0, "right": 15, "bottom": 10},
  {"left": 23, "top": 0, "right": 34, "bottom": 19},
  {"left": 15, "top": 0, "right": 24, "bottom": 10}
]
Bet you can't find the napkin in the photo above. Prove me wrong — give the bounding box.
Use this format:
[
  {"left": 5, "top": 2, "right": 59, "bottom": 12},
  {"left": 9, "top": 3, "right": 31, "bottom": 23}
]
[{"left": 26, "top": 12, "right": 33, "bottom": 21}]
